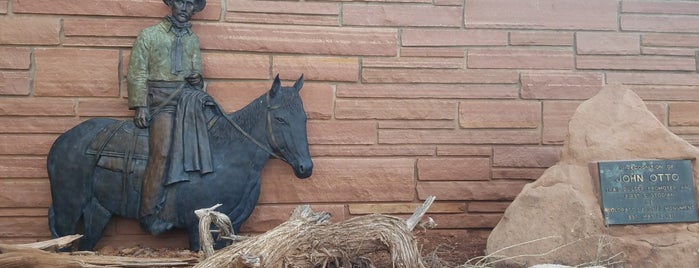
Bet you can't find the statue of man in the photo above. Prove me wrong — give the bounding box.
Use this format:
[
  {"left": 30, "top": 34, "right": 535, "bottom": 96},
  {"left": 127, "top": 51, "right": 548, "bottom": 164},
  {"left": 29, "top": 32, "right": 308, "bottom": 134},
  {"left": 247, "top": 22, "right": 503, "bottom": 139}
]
[{"left": 127, "top": 0, "right": 212, "bottom": 235}]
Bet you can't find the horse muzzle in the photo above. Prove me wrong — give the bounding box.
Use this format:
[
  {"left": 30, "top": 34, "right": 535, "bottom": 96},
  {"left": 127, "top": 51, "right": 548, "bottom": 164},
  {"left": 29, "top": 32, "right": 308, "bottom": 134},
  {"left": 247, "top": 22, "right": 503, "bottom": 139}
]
[{"left": 293, "top": 159, "right": 313, "bottom": 179}]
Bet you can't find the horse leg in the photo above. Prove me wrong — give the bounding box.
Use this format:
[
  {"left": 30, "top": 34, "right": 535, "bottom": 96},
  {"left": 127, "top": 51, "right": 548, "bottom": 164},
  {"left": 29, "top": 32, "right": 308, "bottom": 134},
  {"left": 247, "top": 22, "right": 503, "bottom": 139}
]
[
  {"left": 48, "top": 204, "right": 81, "bottom": 241},
  {"left": 78, "top": 197, "right": 113, "bottom": 251},
  {"left": 186, "top": 224, "right": 202, "bottom": 252}
]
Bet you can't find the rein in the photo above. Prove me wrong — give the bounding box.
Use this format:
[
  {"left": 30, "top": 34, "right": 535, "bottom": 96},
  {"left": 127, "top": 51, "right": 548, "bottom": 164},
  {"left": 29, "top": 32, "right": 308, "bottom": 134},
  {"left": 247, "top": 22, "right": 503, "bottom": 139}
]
[{"left": 216, "top": 92, "right": 288, "bottom": 163}]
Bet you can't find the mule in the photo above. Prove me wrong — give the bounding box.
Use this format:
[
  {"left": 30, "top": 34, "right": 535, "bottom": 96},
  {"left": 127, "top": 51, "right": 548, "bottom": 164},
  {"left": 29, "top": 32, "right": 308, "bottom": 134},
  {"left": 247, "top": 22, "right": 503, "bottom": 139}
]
[{"left": 46, "top": 75, "right": 312, "bottom": 251}]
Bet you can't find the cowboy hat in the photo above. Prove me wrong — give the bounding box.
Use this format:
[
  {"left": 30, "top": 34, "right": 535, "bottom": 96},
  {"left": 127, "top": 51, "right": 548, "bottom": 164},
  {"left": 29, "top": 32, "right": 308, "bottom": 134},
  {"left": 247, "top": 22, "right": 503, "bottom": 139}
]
[{"left": 163, "top": 0, "right": 206, "bottom": 13}]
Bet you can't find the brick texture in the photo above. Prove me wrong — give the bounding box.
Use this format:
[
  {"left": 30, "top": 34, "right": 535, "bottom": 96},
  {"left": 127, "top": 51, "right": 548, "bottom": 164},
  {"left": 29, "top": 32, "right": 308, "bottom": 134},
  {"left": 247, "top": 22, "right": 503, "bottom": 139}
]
[
  {"left": 464, "top": 0, "right": 617, "bottom": 30},
  {"left": 418, "top": 158, "right": 490, "bottom": 181},
  {"left": 34, "top": 48, "right": 120, "bottom": 97},
  {"left": 467, "top": 48, "right": 574, "bottom": 69},
  {"left": 3, "top": 0, "right": 699, "bottom": 246},
  {"left": 576, "top": 33, "right": 640, "bottom": 55},
  {"left": 521, "top": 72, "right": 603, "bottom": 100},
  {"left": 0, "top": 47, "right": 31, "bottom": 69},
  {"left": 0, "top": 17, "right": 60, "bottom": 45},
  {"left": 459, "top": 101, "right": 541, "bottom": 129},
  {"left": 343, "top": 4, "right": 461, "bottom": 27}
]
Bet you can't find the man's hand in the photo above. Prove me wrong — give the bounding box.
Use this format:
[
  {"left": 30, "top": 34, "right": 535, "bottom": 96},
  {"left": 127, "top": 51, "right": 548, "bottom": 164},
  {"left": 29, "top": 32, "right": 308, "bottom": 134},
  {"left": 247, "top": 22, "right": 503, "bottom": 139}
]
[
  {"left": 186, "top": 73, "right": 202, "bottom": 87},
  {"left": 134, "top": 107, "right": 150, "bottom": 128}
]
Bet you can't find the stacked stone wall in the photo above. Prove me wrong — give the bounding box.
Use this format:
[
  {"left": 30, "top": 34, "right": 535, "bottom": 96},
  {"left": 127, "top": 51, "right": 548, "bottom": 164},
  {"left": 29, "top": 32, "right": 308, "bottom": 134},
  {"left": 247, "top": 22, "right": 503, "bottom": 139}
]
[{"left": 1, "top": 0, "right": 699, "bottom": 247}]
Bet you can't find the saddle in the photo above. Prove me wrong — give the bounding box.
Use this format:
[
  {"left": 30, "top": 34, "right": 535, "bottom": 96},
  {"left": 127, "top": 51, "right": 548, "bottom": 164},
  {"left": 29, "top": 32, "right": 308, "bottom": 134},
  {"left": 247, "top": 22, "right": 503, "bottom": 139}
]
[{"left": 86, "top": 120, "right": 149, "bottom": 174}]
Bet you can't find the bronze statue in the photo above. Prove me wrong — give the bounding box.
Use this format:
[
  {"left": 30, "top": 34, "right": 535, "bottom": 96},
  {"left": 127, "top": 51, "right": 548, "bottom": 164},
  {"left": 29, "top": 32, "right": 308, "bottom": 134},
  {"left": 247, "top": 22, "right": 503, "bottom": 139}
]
[
  {"left": 46, "top": 0, "right": 313, "bottom": 251},
  {"left": 48, "top": 75, "right": 312, "bottom": 251},
  {"left": 127, "top": 0, "right": 208, "bottom": 235}
]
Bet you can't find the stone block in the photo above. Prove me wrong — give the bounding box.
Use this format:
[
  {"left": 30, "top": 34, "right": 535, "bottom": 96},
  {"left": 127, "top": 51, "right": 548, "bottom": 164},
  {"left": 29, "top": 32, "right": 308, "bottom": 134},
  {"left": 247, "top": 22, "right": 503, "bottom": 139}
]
[
  {"left": 402, "top": 29, "right": 507, "bottom": 46},
  {"left": 436, "top": 146, "right": 492, "bottom": 157},
  {"left": 0, "top": 97, "right": 75, "bottom": 116},
  {"left": 459, "top": 100, "right": 541, "bottom": 129},
  {"left": 669, "top": 102, "right": 699, "bottom": 126},
  {"left": 576, "top": 32, "right": 640, "bottom": 55},
  {"left": 521, "top": 72, "right": 602, "bottom": 100},
  {"left": 467, "top": 48, "right": 574, "bottom": 69},
  {"left": 362, "top": 57, "right": 463, "bottom": 69},
  {"left": 34, "top": 48, "right": 120, "bottom": 97},
  {"left": 606, "top": 72, "right": 699, "bottom": 86},
  {"left": 0, "top": 17, "right": 60, "bottom": 45},
  {"left": 542, "top": 101, "right": 582, "bottom": 144},
  {"left": 0, "top": 157, "right": 48, "bottom": 179},
  {"left": 417, "top": 158, "right": 490, "bottom": 181},
  {"left": 622, "top": 14, "right": 699, "bottom": 33},
  {"left": 77, "top": 98, "right": 131, "bottom": 117},
  {"left": 14, "top": 0, "right": 221, "bottom": 20},
  {"left": 227, "top": 0, "right": 338, "bottom": 14},
  {"left": 0, "top": 208, "right": 46, "bottom": 217},
  {"left": 642, "top": 47, "right": 696, "bottom": 56},
  {"left": 464, "top": 0, "right": 617, "bottom": 30},
  {"left": 0, "top": 134, "right": 58, "bottom": 155},
  {"left": 64, "top": 18, "right": 157, "bottom": 38},
  {"left": 0, "top": 47, "right": 31, "bottom": 70},
  {"left": 630, "top": 85, "right": 699, "bottom": 101},
  {"left": 577, "top": 55, "right": 696, "bottom": 71},
  {"left": 307, "top": 121, "right": 376, "bottom": 145},
  {"left": 509, "top": 31, "right": 573, "bottom": 46},
  {"left": 491, "top": 168, "right": 546, "bottom": 180},
  {"left": 468, "top": 202, "right": 511, "bottom": 213},
  {"left": 380, "top": 129, "right": 540, "bottom": 145},
  {"left": 259, "top": 158, "right": 416, "bottom": 203},
  {"left": 362, "top": 69, "right": 519, "bottom": 84},
  {"left": 492, "top": 146, "right": 561, "bottom": 168},
  {"left": 196, "top": 24, "right": 397, "bottom": 56},
  {"left": 310, "top": 145, "right": 436, "bottom": 157},
  {"left": 0, "top": 117, "right": 84, "bottom": 134},
  {"left": 0, "top": 217, "right": 50, "bottom": 237},
  {"left": 400, "top": 47, "right": 465, "bottom": 58},
  {"left": 0, "top": 71, "right": 31, "bottom": 96},
  {"left": 226, "top": 12, "right": 338, "bottom": 26},
  {"left": 379, "top": 120, "right": 455, "bottom": 129},
  {"left": 272, "top": 55, "right": 359, "bottom": 82},
  {"left": 417, "top": 181, "right": 528, "bottom": 201},
  {"left": 642, "top": 33, "right": 699, "bottom": 47},
  {"left": 348, "top": 202, "right": 465, "bottom": 214},
  {"left": 429, "top": 214, "right": 502, "bottom": 228},
  {"left": 623, "top": 0, "right": 699, "bottom": 15},
  {"left": 202, "top": 53, "right": 269, "bottom": 79},
  {"left": 342, "top": 4, "right": 461, "bottom": 27},
  {"left": 336, "top": 99, "right": 455, "bottom": 120},
  {"left": 0, "top": 180, "right": 51, "bottom": 207},
  {"left": 337, "top": 84, "right": 518, "bottom": 99}
]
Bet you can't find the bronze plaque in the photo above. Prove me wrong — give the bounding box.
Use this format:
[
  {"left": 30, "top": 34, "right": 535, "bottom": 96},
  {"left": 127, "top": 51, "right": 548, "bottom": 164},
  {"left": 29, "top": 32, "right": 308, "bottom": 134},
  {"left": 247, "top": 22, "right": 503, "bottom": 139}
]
[{"left": 598, "top": 159, "right": 698, "bottom": 225}]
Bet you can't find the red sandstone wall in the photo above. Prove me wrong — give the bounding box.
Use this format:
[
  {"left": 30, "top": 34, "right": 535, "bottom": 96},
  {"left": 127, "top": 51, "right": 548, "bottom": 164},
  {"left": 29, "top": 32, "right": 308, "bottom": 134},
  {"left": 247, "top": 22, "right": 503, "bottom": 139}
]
[{"left": 2, "top": 0, "right": 699, "bottom": 248}]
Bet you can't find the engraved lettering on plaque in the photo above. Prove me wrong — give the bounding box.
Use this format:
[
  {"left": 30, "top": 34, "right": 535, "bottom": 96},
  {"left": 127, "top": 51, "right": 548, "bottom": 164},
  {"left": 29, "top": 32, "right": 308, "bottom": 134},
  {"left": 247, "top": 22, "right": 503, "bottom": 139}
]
[{"left": 598, "top": 159, "right": 699, "bottom": 225}]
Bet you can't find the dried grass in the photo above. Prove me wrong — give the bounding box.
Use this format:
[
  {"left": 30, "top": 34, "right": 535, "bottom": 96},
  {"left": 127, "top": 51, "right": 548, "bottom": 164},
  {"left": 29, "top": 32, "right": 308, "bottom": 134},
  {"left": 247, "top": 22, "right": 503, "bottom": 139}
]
[{"left": 195, "top": 198, "right": 437, "bottom": 268}]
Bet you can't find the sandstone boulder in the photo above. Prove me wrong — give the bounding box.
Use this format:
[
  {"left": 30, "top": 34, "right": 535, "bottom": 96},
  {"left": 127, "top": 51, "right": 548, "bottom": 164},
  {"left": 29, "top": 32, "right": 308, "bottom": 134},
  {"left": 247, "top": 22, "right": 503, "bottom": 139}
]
[{"left": 486, "top": 85, "right": 699, "bottom": 267}]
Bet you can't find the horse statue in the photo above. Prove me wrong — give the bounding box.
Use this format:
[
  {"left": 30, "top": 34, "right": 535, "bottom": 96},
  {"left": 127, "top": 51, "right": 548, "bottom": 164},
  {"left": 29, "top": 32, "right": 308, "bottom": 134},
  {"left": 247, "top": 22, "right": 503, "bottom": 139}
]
[{"left": 46, "top": 75, "right": 312, "bottom": 251}]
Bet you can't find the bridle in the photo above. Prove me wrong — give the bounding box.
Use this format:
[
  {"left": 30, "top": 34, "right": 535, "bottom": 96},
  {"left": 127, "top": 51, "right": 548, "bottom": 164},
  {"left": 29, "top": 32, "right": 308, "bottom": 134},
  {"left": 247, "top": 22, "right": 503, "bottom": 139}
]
[{"left": 217, "top": 91, "right": 289, "bottom": 163}]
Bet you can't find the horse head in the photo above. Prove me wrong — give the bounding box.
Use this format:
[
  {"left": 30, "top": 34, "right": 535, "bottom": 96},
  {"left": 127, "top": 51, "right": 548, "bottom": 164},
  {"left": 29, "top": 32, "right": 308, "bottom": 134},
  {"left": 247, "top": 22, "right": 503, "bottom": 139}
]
[{"left": 266, "top": 74, "right": 313, "bottom": 179}]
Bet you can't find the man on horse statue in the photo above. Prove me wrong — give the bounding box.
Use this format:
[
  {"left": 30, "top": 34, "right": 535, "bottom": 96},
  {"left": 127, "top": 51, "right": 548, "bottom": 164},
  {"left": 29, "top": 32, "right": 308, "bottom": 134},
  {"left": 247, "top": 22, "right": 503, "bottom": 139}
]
[{"left": 127, "top": 0, "right": 213, "bottom": 235}]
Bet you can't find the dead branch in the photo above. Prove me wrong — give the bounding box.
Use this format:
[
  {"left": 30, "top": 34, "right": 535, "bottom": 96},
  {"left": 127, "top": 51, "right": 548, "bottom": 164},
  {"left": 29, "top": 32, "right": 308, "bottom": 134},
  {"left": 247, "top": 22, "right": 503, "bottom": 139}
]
[
  {"left": 195, "top": 196, "right": 437, "bottom": 268},
  {"left": 195, "top": 203, "right": 234, "bottom": 258},
  {"left": 0, "top": 237, "right": 198, "bottom": 268}
]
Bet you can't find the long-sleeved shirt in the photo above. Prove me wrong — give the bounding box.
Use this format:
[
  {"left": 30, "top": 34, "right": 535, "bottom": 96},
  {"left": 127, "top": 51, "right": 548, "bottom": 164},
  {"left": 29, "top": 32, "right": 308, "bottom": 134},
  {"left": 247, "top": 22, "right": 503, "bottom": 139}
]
[{"left": 127, "top": 18, "right": 202, "bottom": 109}]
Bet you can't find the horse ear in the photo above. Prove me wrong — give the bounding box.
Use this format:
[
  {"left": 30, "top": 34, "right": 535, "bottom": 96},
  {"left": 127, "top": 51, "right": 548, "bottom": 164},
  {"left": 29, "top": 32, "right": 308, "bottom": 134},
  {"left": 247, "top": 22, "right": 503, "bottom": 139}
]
[
  {"left": 270, "top": 74, "right": 281, "bottom": 97},
  {"left": 293, "top": 74, "right": 304, "bottom": 92}
]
